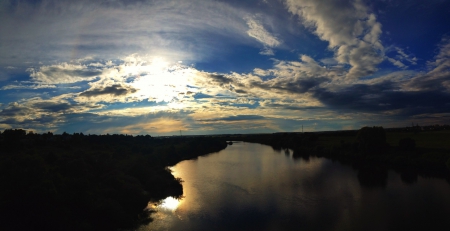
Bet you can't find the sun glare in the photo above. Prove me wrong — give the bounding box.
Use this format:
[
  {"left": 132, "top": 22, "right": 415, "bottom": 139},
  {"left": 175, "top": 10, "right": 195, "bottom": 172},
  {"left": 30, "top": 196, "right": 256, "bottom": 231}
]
[
  {"left": 127, "top": 56, "right": 197, "bottom": 104},
  {"left": 159, "top": 197, "right": 181, "bottom": 211}
]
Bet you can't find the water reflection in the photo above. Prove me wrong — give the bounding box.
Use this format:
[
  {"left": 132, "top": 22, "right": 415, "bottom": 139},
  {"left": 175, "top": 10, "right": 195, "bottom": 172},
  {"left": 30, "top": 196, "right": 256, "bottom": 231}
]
[
  {"left": 356, "top": 166, "right": 388, "bottom": 189},
  {"left": 140, "top": 142, "right": 450, "bottom": 231}
]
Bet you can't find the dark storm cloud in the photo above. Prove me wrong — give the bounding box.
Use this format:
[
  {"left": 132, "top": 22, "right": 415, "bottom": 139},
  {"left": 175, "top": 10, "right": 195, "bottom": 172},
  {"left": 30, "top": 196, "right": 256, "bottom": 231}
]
[
  {"left": 79, "top": 84, "right": 137, "bottom": 97},
  {"left": 312, "top": 81, "right": 450, "bottom": 117}
]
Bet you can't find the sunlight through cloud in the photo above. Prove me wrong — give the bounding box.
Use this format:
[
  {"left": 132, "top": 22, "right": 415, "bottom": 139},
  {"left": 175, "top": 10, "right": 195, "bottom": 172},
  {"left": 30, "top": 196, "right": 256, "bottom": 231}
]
[{"left": 159, "top": 197, "right": 182, "bottom": 211}]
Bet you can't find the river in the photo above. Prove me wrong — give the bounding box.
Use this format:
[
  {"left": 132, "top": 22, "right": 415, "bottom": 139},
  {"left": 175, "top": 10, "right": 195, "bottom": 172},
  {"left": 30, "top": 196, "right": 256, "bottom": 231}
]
[{"left": 138, "top": 142, "right": 450, "bottom": 231}]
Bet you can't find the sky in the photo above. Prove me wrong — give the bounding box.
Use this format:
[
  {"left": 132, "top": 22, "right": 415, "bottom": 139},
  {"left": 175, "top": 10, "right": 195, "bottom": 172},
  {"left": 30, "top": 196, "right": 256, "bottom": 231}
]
[{"left": 1, "top": 0, "right": 450, "bottom": 135}]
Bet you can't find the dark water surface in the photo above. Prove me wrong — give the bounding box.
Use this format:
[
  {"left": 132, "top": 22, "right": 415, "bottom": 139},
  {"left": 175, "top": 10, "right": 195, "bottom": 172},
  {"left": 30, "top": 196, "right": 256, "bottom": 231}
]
[{"left": 139, "top": 142, "right": 450, "bottom": 231}]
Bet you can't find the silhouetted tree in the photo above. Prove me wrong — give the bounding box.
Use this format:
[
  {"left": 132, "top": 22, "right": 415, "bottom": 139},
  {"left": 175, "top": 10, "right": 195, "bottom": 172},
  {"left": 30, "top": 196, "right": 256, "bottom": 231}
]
[{"left": 356, "top": 126, "right": 387, "bottom": 154}]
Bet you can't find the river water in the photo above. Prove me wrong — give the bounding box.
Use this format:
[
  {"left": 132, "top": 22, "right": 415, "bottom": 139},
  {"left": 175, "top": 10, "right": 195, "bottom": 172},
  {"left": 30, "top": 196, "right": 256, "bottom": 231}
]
[{"left": 138, "top": 142, "right": 450, "bottom": 231}]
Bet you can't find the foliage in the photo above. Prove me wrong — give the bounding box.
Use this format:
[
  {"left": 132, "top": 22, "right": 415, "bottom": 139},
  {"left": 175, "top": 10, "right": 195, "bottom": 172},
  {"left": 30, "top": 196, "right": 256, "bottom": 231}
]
[
  {"left": 0, "top": 131, "right": 227, "bottom": 231},
  {"left": 356, "top": 126, "right": 387, "bottom": 154}
]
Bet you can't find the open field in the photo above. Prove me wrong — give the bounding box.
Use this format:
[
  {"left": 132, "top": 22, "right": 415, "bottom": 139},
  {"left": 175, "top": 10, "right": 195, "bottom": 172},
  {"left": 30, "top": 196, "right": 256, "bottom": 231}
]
[
  {"left": 386, "top": 130, "right": 450, "bottom": 150},
  {"left": 318, "top": 130, "right": 450, "bottom": 153}
]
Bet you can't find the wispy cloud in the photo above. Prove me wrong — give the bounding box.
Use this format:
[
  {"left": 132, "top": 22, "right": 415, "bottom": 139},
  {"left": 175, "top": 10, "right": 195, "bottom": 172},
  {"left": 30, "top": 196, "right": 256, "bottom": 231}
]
[
  {"left": 0, "top": 0, "right": 251, "bottom": 68},
  {"left": 1, "top": 84, "right": 57, "bottom": 90},
  {"left": 245, "top": 16, "right": 282, "bottom": 55},
  {"left": 385, "top": 46, "right": 418, "bottom": 69},
  {"left": 28, "top": 63, "right": 101, "bottom": 84}
]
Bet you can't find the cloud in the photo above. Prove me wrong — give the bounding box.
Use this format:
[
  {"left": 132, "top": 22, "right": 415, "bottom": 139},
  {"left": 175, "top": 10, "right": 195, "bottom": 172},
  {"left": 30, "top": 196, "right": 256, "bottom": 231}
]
[
  {"left": 3, "top": 29, "right": 450, "bottom": 134},
  {"left": 0, "top": 102, "right": 32, "bottom": 118},
  {"left": 226, "top": 55, "right": 336, "bottom": 98},
  {"left": 312, "top": 81, "right": 450, "bottom": 119},
  {"left": 32, "top": 101, "right": 73, "bottom": 112},
  {"left": 28, "top": 63, "right": 101, "bottom": 84},
  {"left": 245, "top": 16, "right": 282, "bottom": 55},
  {"left": 428, "top": 37, "right": 450, "bottom": 75},
  {"left": 0, "top": 97, "right": 104, "bottom": 130},
  {"left": 395, "top": 47, "right": 417, "bottom": 65},
  {"left": 0, "top": 0, "right": 252, "bottom": 68},
  {"left": 259, "top": 47, "right": 275, "bottom": 56},
  {"left": 207, "top": 74, "right": 234, "bottom": 86},
  {"left": 198, "top": 115, "right": 265, "bottom": 122},
  {"left": 387, "top": 57, "right": 407, "bottom": 69},
  {"left": 79, "top": 84, "right": 137, "bottom": 98},
  {"left": 114, "top": 118, "right": 187, "bottom": 134},
  {"left": 1, "top": 84, "right": 57, "bottom": 90},
  {"left": 385, "top": 46, "right": 418, "bottom": 69},
  {"left": 285, "top": 0, "right": 384, "bottom": 79},
  {"left": 405, "top": 37, "right": 450, "bottom": 92}
]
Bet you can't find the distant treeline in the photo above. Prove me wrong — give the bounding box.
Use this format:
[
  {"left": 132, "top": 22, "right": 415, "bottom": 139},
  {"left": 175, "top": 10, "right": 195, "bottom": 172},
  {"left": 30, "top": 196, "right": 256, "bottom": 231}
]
[
  {"left": 0, "top": 129, "right": 227, "bottom": 231},
  {"left": 236, "top": 126, "right": 450, "bottom": 186},
  {"left": 385, "top": 124, "right": 450, "bottom": 132}
]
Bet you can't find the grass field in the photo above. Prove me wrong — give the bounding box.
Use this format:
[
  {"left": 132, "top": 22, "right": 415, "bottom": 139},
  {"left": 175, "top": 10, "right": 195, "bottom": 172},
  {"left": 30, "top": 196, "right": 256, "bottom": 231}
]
[
  {"left": 318, "top": 130, "right": 450, "bottom": 152},
  {"left": 386, "top": 130, "right": 450, "bottom": 150}
]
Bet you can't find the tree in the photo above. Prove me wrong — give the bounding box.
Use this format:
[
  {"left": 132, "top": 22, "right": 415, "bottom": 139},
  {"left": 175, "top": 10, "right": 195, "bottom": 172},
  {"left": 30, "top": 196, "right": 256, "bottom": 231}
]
[{"left": 356, "top": 126, "right": 387, "bottom": 154}]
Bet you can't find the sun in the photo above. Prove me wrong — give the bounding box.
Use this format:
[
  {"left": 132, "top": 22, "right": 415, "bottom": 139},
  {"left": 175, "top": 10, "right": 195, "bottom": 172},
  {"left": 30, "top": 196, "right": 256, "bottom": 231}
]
[
  {"left": 159, "top": 197, "right": 181, "bottom": 211},
  {"left": 127, "top": 56, "right": 198, "bottom": 104}
]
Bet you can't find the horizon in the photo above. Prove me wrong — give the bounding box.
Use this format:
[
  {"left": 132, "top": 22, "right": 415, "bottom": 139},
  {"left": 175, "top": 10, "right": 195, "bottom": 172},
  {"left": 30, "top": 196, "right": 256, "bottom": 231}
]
[
  {"left": 2, "top": 123, "right": 447, "bottom": 137},
  {"left": 1, "top": 0, "right": 450, "bottom": 136}
]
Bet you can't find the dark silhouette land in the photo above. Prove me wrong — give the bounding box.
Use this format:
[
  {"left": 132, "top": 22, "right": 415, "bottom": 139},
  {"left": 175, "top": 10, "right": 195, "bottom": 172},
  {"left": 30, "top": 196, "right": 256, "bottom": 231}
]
[
  {"left": 0, "top": 125, "right": 449, "bottom": 230},
  {"left": 0, "top": 131, "right": 226, "bottom": 231}
]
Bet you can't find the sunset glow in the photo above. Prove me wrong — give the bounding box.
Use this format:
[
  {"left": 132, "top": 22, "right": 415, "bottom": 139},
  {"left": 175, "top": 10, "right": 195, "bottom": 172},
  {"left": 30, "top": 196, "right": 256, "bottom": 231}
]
[{"left": 1, "top": 0, "right": 450, "bottom": 135}]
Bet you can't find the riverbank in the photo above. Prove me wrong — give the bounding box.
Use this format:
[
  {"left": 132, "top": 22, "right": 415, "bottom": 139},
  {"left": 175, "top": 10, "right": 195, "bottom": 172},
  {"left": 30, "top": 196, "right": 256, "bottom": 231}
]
[
  {"left": 0, "top": 132, "right": 227, "bottom": 231},
  {"left": 236, "top": 129, "right": 450, "bottom": 182}
]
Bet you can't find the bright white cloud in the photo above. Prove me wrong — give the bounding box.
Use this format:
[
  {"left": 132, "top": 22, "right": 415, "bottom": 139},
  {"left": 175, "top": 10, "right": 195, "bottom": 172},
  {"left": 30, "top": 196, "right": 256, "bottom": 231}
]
[{"left": 285, "top": 0, "right": 384, "bottom": 79}]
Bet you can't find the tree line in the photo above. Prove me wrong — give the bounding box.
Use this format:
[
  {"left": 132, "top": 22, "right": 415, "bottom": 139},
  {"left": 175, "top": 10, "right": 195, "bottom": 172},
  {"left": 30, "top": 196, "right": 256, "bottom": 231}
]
[
  {"left": 0, "top": 129, "right": 227, "bottom": 231},
  {"left": 237, "top": 126, "right": 450, "bottom": 186}
]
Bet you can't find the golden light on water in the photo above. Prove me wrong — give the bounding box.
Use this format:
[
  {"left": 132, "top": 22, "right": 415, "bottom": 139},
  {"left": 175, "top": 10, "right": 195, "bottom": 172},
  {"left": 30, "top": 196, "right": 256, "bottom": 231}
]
[{"left": 159, "top": 197, "right": 181, "bottom": 211}]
